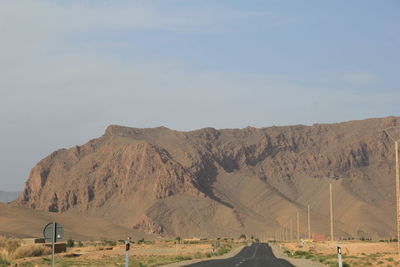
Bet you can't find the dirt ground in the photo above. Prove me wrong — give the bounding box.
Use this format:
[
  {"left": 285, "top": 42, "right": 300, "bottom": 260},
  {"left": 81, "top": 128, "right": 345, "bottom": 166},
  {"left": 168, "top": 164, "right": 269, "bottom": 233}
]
[
  {"left": 282, "top": 240, "right": 400, "bottom": 266},
  {"left": 72, "top": 242, "right": 213, "bottom": 259},
  {"left": 12, "top": 240, "right": 241, "bottom": 266}
]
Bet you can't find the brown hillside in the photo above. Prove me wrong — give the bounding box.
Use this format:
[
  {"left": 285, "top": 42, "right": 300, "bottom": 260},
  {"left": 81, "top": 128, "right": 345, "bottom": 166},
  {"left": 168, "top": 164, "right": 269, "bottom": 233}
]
[
  {"left": 13, "top": 116, "right": 400, "bottom": 239},
  {"left": 0, "top": 203, "right": 153, "bottom": 240}
]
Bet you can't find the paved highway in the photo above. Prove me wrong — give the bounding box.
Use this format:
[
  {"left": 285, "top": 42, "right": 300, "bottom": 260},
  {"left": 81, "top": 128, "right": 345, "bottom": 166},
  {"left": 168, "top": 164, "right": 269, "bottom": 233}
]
[{"left": 184, "top": 243, "right": 294, "bottom": 267}]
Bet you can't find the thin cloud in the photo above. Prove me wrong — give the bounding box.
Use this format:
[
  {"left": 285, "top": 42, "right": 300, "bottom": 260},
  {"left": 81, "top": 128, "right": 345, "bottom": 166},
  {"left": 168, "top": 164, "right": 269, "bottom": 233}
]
[
  {"left": 0, "top": 0, "right": 398, "bottom": 191},
  {"left": 342, "top": 71, "right": 380, "bottom": 87}
]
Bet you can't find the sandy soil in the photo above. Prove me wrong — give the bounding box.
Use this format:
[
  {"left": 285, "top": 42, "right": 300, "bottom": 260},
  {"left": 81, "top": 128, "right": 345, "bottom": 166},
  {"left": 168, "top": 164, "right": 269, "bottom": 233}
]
[
  {"left": 284, "top": 240, "right": 397, "bottom": 255},
  {"left": 282, "top": 240, "right": 400, "bottom": 266},
  {"left": 13, "top": 240, "right": 242, "bottom": 266},
  {"left": 160, "top": 244, "right": 247, "bottom": 267},
  {"left": 270, "top": 243, "right": 325, "bottom": 267}
]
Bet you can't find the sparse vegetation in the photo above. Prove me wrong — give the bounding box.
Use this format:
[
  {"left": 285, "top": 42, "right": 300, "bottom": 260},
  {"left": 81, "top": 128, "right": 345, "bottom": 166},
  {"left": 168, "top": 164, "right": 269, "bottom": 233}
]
[
  {"left": 2, "top": 237, "right": 241, "bottom": 267},
  {"left": 67, "top": 238, "right": 75, "bottom": 247},
  {"left": 0, "top": 236, "right": 51, "bottom": 264},
  {"left": 101, "top": 239, "right": 117, "bottom": 246},
  {"left": 280, "top": 241, "right": 400, "bottom": 267},
  {"left": 13, "top": 244, "right": 51, "bottom": 259},
  {"left": 0, "top": 257, "right": 10, "bottom": 266}
]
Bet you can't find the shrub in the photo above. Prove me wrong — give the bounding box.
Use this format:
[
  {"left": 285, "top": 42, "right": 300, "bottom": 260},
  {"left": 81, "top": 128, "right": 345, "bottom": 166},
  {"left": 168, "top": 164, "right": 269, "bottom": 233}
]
[
  {"left": 13, "top": 244, "right": 51, "bottom": 259},
  {"left": 217, "top": 247, "right": 230, "bottom": 255},
  {"left": 101, "top": 240, "right": 116, "bottom": 246},
  {"left": 67, "top": 239, "right": 74, "bottom": 247},
  {"left": 175, "top": 256, "right": 192, "bottom": 261},
  {"left": 0, "top": 257, "right": 10, "bottom": 266},
  {"left": 78, "top": 241, "right": 83, "bottom": 247},
  {"left": 294, "top": 251, "right": 308, "bottom": 256},
  {"left": 0, "top": 236, "right": 21, "bottom": 254},
  {"left": 194, "top": 252, "right": 203, "bottom": 259}
]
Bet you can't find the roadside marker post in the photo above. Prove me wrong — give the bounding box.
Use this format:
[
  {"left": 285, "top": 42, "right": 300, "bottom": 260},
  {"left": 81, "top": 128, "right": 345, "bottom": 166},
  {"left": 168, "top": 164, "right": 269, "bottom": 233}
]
[
  {"left": 337, "top": 246, "right": 343, "bottom": 267},
  {"left": 125, "top": 237, "right": 131, "bottom": 267}
]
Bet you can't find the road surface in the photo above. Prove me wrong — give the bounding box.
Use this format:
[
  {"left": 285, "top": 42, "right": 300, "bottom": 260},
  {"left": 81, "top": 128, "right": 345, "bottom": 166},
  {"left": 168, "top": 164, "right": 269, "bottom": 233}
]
[{"left": 184, "top": 243, "right": 294, "bottom": 267}]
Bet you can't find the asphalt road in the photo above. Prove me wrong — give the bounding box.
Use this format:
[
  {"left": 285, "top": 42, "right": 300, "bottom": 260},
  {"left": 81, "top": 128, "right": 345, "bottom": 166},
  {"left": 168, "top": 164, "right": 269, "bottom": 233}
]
[{"left": 184, "top": 243, "right": 294, "bottom": 267}]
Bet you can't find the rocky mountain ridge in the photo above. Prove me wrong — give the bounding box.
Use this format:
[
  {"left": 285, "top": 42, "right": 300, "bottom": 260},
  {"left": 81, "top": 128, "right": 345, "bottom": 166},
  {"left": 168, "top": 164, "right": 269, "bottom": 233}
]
[{"left": 14, "top": 116, "right": 400, "bottom": 238}]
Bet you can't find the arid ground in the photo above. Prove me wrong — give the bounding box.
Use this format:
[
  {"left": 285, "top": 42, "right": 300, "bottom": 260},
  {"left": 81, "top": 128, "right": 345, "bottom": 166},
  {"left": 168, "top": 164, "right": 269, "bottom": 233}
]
[{"left": 280, "top": 240, "right": 400, "bottom": 266}]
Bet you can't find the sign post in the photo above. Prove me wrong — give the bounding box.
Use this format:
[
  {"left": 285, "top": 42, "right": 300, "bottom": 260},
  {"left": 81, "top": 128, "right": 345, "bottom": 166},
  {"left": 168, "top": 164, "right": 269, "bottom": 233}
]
[
  {"left": 125, "top": 237, "right": 131, "bottom": 267},
  {"left": 43, "top": 222, "right": 64, "bottom": 267},
  {"left": 52, "top": 222, "right": 55, "bottom": 267},
  {"left": 337, "top": 246, "right": 343, "bottom": 267}
]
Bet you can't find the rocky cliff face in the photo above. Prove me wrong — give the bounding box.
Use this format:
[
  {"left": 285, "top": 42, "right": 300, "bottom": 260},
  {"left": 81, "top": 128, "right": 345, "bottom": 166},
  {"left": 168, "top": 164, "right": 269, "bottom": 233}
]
[{"left": 14, "top": 117, "right": 400, "bottom": 238}]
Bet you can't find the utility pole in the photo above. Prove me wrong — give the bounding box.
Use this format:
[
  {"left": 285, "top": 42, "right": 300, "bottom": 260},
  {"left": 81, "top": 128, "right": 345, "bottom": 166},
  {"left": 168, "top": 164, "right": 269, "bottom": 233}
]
[
  {"left": 297, "top": 211, "right": 300, "bottom": 242},
  {"left": 395, "top": 140, "right": 400, "bottom": 258},
  {"left": 330, "top": 183, "right": 334, "bottom": 241},
  {"left": 308, "top": 204, "right": 311, "bottom": 240},
  {"left": 285, "top": 225, "right": 287, "bottom": 241},
  {"left": 290, "top": 218, "right": 293, "bottom": 241}
]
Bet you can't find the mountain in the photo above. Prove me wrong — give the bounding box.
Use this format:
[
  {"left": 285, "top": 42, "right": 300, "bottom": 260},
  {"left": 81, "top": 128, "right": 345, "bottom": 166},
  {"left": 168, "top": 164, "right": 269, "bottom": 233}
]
[
  {"left": 13, "top": 116, "right": 400, "bottom": 239},
  {"left": 0, "top": 191, "right": 19, "bottom": 203}
]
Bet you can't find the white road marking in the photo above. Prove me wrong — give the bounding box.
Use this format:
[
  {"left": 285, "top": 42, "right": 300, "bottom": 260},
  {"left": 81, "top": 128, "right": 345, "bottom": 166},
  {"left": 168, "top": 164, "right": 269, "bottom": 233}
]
[{"left": 252, "top": 244, "right": 259, "bottom": 258}]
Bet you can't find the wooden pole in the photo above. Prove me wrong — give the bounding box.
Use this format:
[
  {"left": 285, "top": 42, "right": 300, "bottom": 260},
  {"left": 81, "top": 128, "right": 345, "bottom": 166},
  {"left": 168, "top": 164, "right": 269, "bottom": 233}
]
[
  {"left": 308, "top": 204, "right": 311, "bottom": 240},
  {"left": 330, "top": 183, "right": 334, "bottom": 241},
  {"left": 395, "top": 141, "right": 400, "bottom": 259},
  {"left": 297, "top": 211, "right": 300, "bottom": 242},
  {"left": 285, "top": 225, "right": 287, "bottom": 241},
  {"left": 290, "top": 218, "right": 293, "bottom": 241}
]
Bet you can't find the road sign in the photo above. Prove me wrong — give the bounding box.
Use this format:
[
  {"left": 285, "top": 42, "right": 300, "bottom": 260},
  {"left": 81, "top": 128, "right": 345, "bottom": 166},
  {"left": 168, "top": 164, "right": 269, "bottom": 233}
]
[
  {"left": 43, "top": 222, "right": 64, "bottom": 267},
  {"left": 43, "top": 222, "right": 64, "bottom": 242}
]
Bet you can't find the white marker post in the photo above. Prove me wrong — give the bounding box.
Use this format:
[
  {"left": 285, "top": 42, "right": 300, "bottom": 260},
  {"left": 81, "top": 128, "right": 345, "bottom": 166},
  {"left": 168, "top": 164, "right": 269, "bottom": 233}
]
[
  {"left": 337, "top": 246, "right": 343, "bottom": 267},
  {"left": 125, "top": 237, "right": 131, "bottom": 267}
]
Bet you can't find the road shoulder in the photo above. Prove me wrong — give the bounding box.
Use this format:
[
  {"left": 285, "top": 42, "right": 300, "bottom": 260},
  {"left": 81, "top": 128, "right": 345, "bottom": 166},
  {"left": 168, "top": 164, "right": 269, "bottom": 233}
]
[
  {"left": 160, "top": 244, "right": 247, "bottom": 267},
  {"left": 269, "top": 243, "right": 326, "bottom": 267}
]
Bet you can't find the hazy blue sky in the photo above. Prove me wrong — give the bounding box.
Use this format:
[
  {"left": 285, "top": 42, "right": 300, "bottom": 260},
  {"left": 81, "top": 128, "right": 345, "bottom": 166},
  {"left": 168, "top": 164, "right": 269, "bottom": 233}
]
[{"left": 1, "top": 0, "right": 399, "bottom": 191}]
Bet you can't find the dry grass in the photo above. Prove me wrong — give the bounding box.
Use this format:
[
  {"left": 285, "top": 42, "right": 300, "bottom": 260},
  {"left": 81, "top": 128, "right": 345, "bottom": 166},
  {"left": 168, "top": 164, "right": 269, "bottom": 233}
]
[
  {"left": 0, "top": 236, "right": 21, "bottom": 262},
  {"left": 13, "top": 243, "right": 51, "bottom": 259},
  {"left": 11, "top": 239, "right": 242, "bottom": 267},
  {"left": 281, "top": 240, "right": 400, "bottom": 266},
  {"left": 0, "top": 236, "right": 51, "bottom": 264}
]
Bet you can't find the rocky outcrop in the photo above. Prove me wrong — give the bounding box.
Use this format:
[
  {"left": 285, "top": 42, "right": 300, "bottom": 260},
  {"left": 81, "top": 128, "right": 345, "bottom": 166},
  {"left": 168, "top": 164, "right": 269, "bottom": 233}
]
[{"left": 14, "top": 116, "right": 400, "bottom": 238}]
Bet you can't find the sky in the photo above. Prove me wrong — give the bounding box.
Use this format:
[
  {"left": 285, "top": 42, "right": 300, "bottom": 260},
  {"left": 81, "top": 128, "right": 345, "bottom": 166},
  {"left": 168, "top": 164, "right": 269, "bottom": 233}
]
[{"left": 1, "top": 0, "right": 399, "bottom": 191}]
